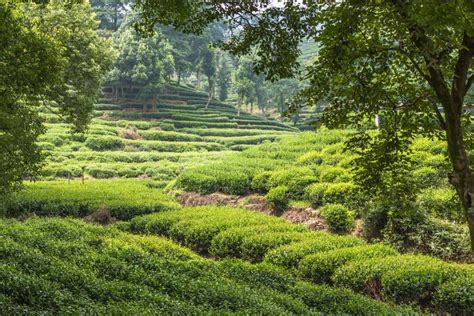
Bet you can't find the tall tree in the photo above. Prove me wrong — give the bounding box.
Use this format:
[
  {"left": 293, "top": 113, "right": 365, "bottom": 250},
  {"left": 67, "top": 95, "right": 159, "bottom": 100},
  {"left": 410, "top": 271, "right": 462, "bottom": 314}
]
[
  {"left": 0, "top": 2, "right": 112, "bottom": 194},
  {"left": 107, "top": 14, "right": 174, "bottom": 110},
  {"left": 200, "top": 46, "right": 217, "bottom": 108},
  {"left": 218, "top": 55, "right": 231, "bottom": 102},
  {"left": 90, "top": 0, "right": 131, "bottom": 31},
  {"left": 234, "top": 58, "right": 256, "bottom": 115},
  {"left": 133, "top": 1, "right": 474, "bottom": 250}
]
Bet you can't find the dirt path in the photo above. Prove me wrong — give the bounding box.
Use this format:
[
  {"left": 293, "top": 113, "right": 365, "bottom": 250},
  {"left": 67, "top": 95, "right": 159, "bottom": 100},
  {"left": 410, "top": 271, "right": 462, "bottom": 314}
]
[{"left": 177, "top": 192, "right": 328, "bottom": 231}]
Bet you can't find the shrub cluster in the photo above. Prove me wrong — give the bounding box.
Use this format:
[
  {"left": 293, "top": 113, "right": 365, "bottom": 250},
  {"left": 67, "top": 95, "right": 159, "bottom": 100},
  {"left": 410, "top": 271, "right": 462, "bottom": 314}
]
[
  {"left": 0, "top": 217, "right": 412, "bottom": 315},
  {"left": 129, "top": 206, "right": 473, "bottom": 313},
  {"left": 5, "top": 179, "right": 179, "bottom": 220}
]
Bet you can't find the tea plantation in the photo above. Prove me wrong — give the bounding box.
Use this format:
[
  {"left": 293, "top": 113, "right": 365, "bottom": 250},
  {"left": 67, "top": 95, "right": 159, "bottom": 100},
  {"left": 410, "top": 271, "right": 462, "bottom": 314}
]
[
  {"left": 2, "top": 84, "right": 473, "bottom": 314},
  {"left": 38, "top": 83, "right": 296, "bottom": 182}
]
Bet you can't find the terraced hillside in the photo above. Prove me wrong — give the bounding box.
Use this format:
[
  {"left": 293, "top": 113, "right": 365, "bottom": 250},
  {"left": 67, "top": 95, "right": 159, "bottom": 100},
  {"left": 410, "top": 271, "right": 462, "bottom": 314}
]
[{"left": 38, "top": 83, "right": 297, "bottom": 182}]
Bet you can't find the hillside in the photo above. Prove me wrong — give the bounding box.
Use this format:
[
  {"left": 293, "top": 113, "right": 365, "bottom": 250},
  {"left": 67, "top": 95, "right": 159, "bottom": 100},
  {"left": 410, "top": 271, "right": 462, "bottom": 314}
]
[{"left": 37, "top": 83, "right": 297, "bottom": 182}]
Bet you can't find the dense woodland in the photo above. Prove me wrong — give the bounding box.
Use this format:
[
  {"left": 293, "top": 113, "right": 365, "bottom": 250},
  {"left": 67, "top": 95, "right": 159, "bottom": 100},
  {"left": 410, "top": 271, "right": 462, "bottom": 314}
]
[{"left": 1, "top": 0, "right": 473, "bottom": 314}]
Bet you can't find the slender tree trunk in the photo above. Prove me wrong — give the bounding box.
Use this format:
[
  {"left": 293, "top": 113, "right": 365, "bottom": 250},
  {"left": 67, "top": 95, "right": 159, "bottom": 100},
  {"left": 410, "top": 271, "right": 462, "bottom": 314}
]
[
  {"left": 205, "top": 87, "right": 213, "bottom": 109},
  {"left": 237, "top": 97, "right": 241, "bottom": 116},
  {"left": 114, "top": 4, "right": 118, "bottom": 31},
  {"left": 178, "top": 72, "right": 181, "bottom": 85}
]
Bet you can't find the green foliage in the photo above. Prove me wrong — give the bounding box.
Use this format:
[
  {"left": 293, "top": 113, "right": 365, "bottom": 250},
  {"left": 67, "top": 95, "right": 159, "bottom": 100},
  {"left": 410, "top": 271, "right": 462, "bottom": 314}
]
[
  {"left": 4, "top": 179, "right": 178, "bottom": 220},
  {"left": 0, "top": 216, "right": 411, "bottom": 314},
  {"left": 132, "top": 0, "right": 474, "bottom": 249},
  {"left": 85, "top": 136, "right": 124, "bottom": 150},
  {"left": 251, "top": 171, "right": 273, "bottom": 193},
  {"left": 320, "top": 204, "right": 355, "bottom": 234},
  {"left": 265, "top": 235, "right": 365, "bottom": 269},
  {"left": 433, "top": 274, "right": 474, "bottom": 314},
  {"left": 417, "top": 188, "right": 462, "bottom": 222},
  {"left": 332, "top": 254, "right": 471, "bottom": 308},
  {"left": 305, "top": 182, "right": 355, "bottom": 207},
  {"left": 0, "top": 2, "right": 112, "bottom": 195},
  {"left": 266, "top": 185, "right": 289, "bottom": 213},
  {"left": 298, "top": 244, "right": 398, "bottom": 284}
]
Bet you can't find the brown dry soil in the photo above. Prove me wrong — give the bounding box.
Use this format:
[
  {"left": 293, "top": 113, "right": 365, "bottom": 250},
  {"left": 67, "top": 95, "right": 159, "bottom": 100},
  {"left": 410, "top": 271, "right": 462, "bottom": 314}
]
[{"left": 177, "top": 192, "right": 328, "bottom": 231}]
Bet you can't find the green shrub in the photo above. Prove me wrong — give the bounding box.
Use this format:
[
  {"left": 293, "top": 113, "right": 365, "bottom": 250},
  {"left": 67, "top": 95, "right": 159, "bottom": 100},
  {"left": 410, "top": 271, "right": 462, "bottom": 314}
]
[
  {"left": 296, "top": 151, "right": 323, "bottom": 165},
  {"left": 266, "top": 185, "right": 289, "bottom": 213},
  {"left": 294, "top": 282, "right": 415, "bottom": 315},
  {"left": 175, "top": 172, "right": 218, "bottom": 194},
  {"left": 305, "top": 182, "right": 355, "bottom": 207},
  {"left": 331, "top": 254, "right": 467, "bottom": 307},
  {"left": 412, "top": 166, "right": 443, "bottom": 188},
  {"left": 268, "top": 167, "right": 316, "bottom": 198},
  {"left": 433, "top": 274, "right": 474, "bottom": 314},
  {"left": 319, "top": 166, "right": 350, "bottom": 182},
  {"left": 381, "top": 262, "right": 461, "bottom": 305},
  {"left": 304, "top": 183, "right": 326, "bottom": 206},
  {"left": 417, "top": 188, "right": 461, "bottom": 222},
  {"left": 298, "top": 244, "right": 398, "bottom": 283},
  {"left": 4, "top": 179, "right": 179, "bottom": 220},
  {"left": 209, "top": 224, "right": 306, "bottom": 260},
  {"left": 251, "top": 171, "right": 273, "bottom": 193},
  {"left": 85, "top": 136, "right": 124, "bottom": 151},
  {"left": 265, "top": 234, "right": 365, "bottom": 269},
  {"left": 320, "top": 204, "right": 355, "bottom": 233}
]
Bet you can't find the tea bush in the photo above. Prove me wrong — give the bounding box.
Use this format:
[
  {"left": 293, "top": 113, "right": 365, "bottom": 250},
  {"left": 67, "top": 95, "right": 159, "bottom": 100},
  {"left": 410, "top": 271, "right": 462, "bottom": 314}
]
[
  {"left": 298, "top": 244, "right": 399, "bottom": 283},
  {"left": 2, "top": 217, "right": 409, "bottom": 314},
  {"left": 433, "top": 273, "right": 474, "bottom": 314},
  {"left": 4, "top": 179, "right": 179, "bottom": 220},
  {"left": 332, "top": 254, "right": 472, "bottom": 308},
  {"left": 320, "top": 204, "right": 355, "bottom": 233},
  {"left": 85, "top": 136, "right": 124, "bottom": 150},
  {"left": 266, "top": 185, "right": 289, "bottom": 213}
]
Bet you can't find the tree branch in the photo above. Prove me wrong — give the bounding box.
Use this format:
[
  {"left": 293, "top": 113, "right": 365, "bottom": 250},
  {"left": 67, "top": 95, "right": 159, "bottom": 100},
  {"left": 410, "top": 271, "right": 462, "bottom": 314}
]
[
  {"left": 428, "top": 96, "right": 447, "bottom": 130},
  {"left": 452, "top": 33, "right": 474, "bottom": 107}
]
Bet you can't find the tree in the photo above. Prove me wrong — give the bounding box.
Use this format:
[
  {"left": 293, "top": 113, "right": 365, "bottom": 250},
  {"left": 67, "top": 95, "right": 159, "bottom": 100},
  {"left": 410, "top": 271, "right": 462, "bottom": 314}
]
[
  {"left": 133, "top": 1, "right": 474, "bottom": 250},
  {"left": 268, "top": 79, "right": 300, "bottom": 120},
  {"left": 0, "top": 2, "right": 112, "bottom": 195},
  {"left": 200, "top": 46, "right": 217, "bottom": 108},
  {"left": 218, "top": 55, "right": 231, "bottom": 102},
  {"left": 234, "top": 58, "right": 256, "bottom": 115},
  {"left": 90, "top": 0, "right": 131, "bottom": 31},
  {"left": 107, "top": 14, "right": 174, "bottom": 110}
]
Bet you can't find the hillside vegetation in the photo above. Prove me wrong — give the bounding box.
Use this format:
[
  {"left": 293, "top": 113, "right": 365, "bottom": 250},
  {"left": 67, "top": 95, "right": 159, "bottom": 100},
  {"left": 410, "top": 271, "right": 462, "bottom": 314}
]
[
  {"left": 2, "top": 1, "right": 474, "bottom": 314},
  {"left": 37, "top": 83, "right": 295, "bottom": 182}
]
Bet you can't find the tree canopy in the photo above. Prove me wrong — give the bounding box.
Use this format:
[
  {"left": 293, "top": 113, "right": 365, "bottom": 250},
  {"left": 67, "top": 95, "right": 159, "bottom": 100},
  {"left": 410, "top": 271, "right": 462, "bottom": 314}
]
[{"left": 0, "top": 2, "right": 113, "bottom": 194}]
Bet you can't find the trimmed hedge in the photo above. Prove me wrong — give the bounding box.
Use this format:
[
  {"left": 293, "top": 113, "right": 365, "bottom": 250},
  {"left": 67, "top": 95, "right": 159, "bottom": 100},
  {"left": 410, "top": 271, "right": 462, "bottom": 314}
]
[
  {"left": 4, "top": 179, "right": 179, "bottom": 220},
  {"left": 1, "top": 217, "right": 411, "bottom": 314},
  {"left": 298, "top": 244, "right": 398, "bottom": 283}
]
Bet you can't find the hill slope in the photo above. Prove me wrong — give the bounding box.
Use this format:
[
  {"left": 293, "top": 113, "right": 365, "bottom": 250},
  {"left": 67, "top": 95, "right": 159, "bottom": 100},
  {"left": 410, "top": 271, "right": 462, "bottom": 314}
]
[{"left": 38, "top": 83, "right": 297, "bottom": 182}]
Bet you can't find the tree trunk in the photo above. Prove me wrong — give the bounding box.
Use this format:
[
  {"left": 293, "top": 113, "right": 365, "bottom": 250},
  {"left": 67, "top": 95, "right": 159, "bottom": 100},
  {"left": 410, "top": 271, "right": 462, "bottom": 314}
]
[
  {"left": 177, "top": 72, "right": 181, "bottom": 85},
  {"left": 391, "top": 2, "right": 474, "bottom": 250},
  {"left": 237, "top": 98, "right": 241, "bottom": 116},
  {"left": 205, "top": 88, "right": 213, "bottom": 109},
  {"left": 445, "top": 114, "right": 474, "bottom": 251}
]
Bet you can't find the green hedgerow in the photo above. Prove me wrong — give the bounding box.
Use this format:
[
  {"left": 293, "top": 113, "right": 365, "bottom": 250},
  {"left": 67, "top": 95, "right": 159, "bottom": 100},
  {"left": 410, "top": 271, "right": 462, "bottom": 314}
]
[
  {"left": 433, "top": 273, "right": 474, "bottom": 314},
  {"left": 298, "top": 244, "right": 398, "bottom": 284},
  {"left": 85, "top": 136, "right": 124, "bottom": 151}
]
